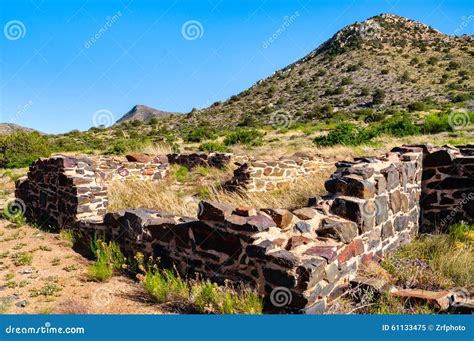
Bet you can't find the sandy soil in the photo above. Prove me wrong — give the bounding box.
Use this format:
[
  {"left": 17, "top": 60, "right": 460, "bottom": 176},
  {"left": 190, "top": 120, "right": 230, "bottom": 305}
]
[{"left": 0, "top": 219, "right": 164, "bottom": 314}]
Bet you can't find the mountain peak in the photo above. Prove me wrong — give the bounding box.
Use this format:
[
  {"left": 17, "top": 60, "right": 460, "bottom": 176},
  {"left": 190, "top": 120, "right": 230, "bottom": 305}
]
[{"left": 116, "top": 104, "right": 180, "bottom": 124}]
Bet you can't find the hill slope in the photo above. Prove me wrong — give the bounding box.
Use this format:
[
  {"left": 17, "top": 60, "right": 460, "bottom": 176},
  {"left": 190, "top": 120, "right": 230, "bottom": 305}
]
[
  {"left": 116, "top": 104, "right": 180, "bottom": 124},
  {"left": 0, "top": 123, "right": 39, "bottom": 135},
  {"left": 183, "top": 13, "right": 473, "bottom": 128}
]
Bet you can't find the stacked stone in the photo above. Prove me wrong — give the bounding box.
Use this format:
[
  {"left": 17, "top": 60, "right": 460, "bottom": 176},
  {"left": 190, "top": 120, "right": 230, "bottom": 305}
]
[
  {"left": 15, "top": 153, "right": 170, "bottom": 230},
  {"left": 167, "top": 152, "right": 248, "bottom": 170},
  {"left": 226, "top": 154, "right": 333, "bottom": 192},
  {"left": 96, "top": 154, "right": 169, "bottom": 181},
  {"left": 20, "top": 146, "right": 461, "bottom": 314},
  {"left": 419, "top": 145, "right": 474, "bottom": 232},
  {"left": 72, "top": 148, "right": 422, "bottom": 313},
  {"left": 15, "top": 156, "right": 109, "bottom": 229}
]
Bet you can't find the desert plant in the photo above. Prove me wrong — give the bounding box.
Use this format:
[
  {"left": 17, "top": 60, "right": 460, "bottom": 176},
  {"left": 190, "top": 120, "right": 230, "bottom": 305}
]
[
  {"left": 0, "top": 132, "right": 51, "bottom": 168},
  {"left": 223, "top": 129, "right": 263, "bottom": 146},
  {"left": 199, "top": 142, "right": 227, "bottom": 152},
  {"left": 89, "top": 239, "right": 126, "bottom": 282},
  {"left": 314, "top": 123, "right": 377, "bottom": 147}
]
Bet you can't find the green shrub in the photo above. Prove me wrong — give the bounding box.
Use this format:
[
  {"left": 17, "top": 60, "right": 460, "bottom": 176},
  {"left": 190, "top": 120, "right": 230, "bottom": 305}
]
[
  {"left": 421, "top": 112, "right": 452, "bottom": 134},
  {"left": 104, "top": 139, "right": 146, "bottom": 155},
  {"left": 452, "top": 93, "right": 471, "bottom": 103},
  {"left": 184, "top": 127, "right": 217, "bottom": 143},
  {"left": 372, "top": 89, "right": 385, "bottom": 105},
  {"left": 314, "top": 123, "right": 378, "bottom": 147},
  {"left": 199, "top": 142, "right": 227, "bottom": 152},
  {"left": 88, "top": 239, "right": 126, "bottom": 282},
  {"left": 377, "top": 114, "right": 420, "bottom": 137},
  {"left": 143, "top": 268, "right": 189, "bottom": 303},
  {"left": 223, "top": 129, "right": 263, "bottom": 146},
  {"left": 142, "top": 268, "right": 262, "bottom": 314},
  {"left": 407, "top": 102, "right": 426, "bottom": 112},
  {"left": 0, "top": 132, "right": 51, "bottom": 168},
  {"left": 174, "top": 166, "right": 189, "bottom": 183}
]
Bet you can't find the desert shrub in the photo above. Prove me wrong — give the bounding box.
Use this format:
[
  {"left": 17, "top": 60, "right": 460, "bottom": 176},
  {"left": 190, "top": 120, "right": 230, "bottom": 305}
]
[
  {"left": 314, "top": 123, "right": 377, "bottom": 147},
  {"left": 143, "top": 268, "right": 189, "bottom": 303},
  {"left": 142, "top": 268, "right": 262, "bottom": 314},
  {"left": 0, "top": 132, "right": 51, "bottom": 168},
  {"left": 452, "top": 93, "right": 471, "bottom": 103},
  {"left": 421, "top": 112, "right": 452, "bottom": 134},
  {"left": 407, "top": 102, "right": 426, "bottom": 112},
  {"left": 223, "top": 129, "right": 263, "bottom": 146},
  {"left": 184, "top": 127, "right": 217, "bottom": 143},
  {"left": 104, "top": 138, "right": 147, "bottom": 155},
  {"left": 377, "top": 114, "right": 420, "bottom": 137},
  {"left": 199, "top": 142, "right": 227, "bottom": 152},
  {"left": 173, "top": 166, "right": 189, "bottom": 183},
  {"left": 88, "top": 239, "right": 126, "bottom": 282},
  {"left": 372, "top": 89, "right": 385, "bottom": 105}
]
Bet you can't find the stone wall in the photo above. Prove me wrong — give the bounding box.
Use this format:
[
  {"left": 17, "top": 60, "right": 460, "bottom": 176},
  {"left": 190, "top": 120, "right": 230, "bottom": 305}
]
[
  {"left": 15, "top": 145, "right": 472, "bottom": 313},
  {"left": 15, "top": 154, "right": 169, "bottom": 229},
  {"left": 418, "top": 144, "right": 474, "bottom": 232},
  {"left": 167, "top": 152, "right": 249, "bottom": 170},
  {"left": 226, "top": 154, "right": 333, "bottom": 192}
]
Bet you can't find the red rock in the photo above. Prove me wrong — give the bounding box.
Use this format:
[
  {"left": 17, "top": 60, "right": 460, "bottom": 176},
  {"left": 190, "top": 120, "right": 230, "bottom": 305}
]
[{"left": 337, "top": 239, "right": 364, "bottom": 264}]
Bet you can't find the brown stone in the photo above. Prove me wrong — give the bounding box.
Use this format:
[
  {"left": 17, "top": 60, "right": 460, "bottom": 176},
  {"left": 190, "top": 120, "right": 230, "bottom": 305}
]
[
  {"left": 391, "top": 289, "right": 451, "bottom": 310},
  {"left": 262, "top": 208, "right": 295, "bottom": 229},
  {"left": 126, "top": 153, "right": 153, "bottom": 163},
  {"left": 293, "top": 207, "right": 319, "bottom": 220},
  {"left": 198, "top": 200, "right": 236, "bottom": 222},
  {"left": 318, "top": 217, "right": 358, "bottom": 243}
]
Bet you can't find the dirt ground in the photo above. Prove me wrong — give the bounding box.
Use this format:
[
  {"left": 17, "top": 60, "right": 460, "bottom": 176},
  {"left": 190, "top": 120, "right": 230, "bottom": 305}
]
[{"left": 0, "top": 219, "right": 164, "bottom": 315}]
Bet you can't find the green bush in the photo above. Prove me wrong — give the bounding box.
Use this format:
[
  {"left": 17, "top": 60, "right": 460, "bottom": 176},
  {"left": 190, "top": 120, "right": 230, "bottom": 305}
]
[
  {"left": 0, "top": 132, "right": 51, "bottom": 168},
  {"left": 184, "top": 127, "right": 217, "bottom": 143},
  {"left": 372, "top": 89, "right": 385, "bottom": 105},
  {"left": 407, "top": 102, "right": 426, "bottom": 112},
  {"left": 377, "top": 114, "right": 420, "bottom": 137},
  {"left": 314, "top": 123, "right": 378, "bottom": 147},
  {"left": 88, "top": 239, "right": 126, "bottom": 282},
  {"left": 174, "top": 166, "right": 189, "bottom": 183},
  {"left": 104, "top": 138, "right": 146, "bottom": 155},
  {"left": 223, "top": 129, "right": 263, "bottom": 146},
  {"left": 421, "top": 112, "right": 452, "bottom": 134},
  {"left": 199, "top": 142, "right": 227, "bottom": 152}
]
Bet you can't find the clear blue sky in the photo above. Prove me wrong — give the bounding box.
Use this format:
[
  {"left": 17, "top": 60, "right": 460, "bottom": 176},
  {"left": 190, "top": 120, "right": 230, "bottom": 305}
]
[{"left": 0, "top": 0, "right": 473, "bottom": 134}]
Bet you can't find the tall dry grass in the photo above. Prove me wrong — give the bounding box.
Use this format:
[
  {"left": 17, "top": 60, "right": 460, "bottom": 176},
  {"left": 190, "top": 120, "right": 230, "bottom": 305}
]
[{"left": 108, "top": 165, "right": 333, "bottom": 217}]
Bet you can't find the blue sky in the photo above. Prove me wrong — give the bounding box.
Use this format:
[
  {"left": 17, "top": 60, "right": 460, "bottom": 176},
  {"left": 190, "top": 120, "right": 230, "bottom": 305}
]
[{"left": 0, "top": 0, "right": 473, "bottom": 134}]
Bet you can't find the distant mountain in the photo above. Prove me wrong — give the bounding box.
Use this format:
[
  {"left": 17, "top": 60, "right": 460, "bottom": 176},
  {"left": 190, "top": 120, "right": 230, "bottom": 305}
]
[
  {"left": 116, "top": 105, "right": 180, "bottom": 124},
  {"left": 182, "top": 13, "right": 473, "bottom": 128},
  {"left": 0, "top": 123, "right": 39, "bottom": 135}
]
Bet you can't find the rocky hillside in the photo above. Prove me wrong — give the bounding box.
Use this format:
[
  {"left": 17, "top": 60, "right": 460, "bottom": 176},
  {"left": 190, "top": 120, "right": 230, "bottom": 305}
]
[
  {"left": 181, "top": 13, "right": 473, "bottom": 128},
  {"left": 0, "top": 123, "right": 38, "bottom": 135},
  {"left": 116, "top": 104, "right": 180, "bottom": 124}
]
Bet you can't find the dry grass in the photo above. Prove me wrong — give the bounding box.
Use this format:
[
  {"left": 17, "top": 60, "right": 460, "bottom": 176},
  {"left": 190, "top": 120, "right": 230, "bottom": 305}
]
[{"left": 108, "top": 164, "right": 333, "bottom": 216}]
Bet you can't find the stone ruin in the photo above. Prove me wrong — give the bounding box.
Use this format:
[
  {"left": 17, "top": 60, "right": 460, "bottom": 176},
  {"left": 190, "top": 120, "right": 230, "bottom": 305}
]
[
  {"left": 225, "top": 153, "right": 333, "bottom": 192},
  {"left": 14, "top": 144, "right": 474, "bottom": 313}
]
